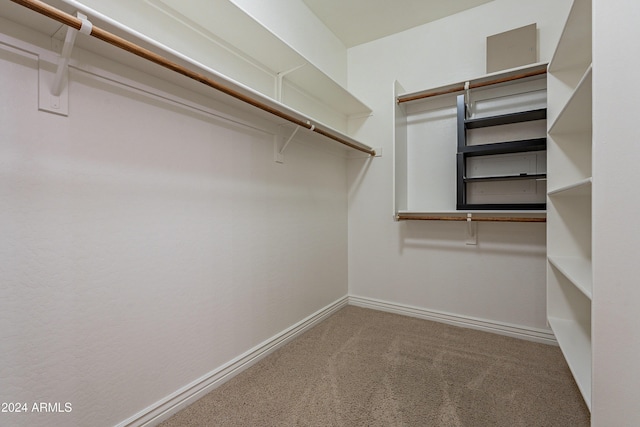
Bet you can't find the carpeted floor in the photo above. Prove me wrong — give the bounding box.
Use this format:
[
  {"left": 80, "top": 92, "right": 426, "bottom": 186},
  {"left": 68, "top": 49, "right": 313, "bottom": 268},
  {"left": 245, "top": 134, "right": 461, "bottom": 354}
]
[{"left": 159, "top": 306, "right": 590, "bottom": 426}]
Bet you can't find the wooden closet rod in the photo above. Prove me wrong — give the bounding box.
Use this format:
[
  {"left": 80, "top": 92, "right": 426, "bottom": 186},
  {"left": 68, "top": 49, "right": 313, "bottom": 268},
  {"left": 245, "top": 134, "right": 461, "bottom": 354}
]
[
  {"left": 11, "top": 0, "right": 376, "bottom": 156},
  {"left": 397, "top": 68, "right": 547, "bottom": 104},
  {"left": 396, "top": 214, "right": 546, "bottom": 223}
]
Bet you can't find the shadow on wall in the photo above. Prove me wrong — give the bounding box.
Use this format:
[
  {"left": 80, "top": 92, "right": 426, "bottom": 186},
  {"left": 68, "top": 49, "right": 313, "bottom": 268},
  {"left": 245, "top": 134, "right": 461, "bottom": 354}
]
[
  {"left": 347, "top": 154, "right": 375, "bottom": 201},
  {"left": 397, "top": 219, "right": 546, "bottom": 257}
]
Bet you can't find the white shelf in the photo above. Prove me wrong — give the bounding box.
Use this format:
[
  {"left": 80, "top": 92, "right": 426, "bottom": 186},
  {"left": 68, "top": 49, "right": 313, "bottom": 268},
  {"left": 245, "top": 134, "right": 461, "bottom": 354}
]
[
  {"left": 0, "top": 0, "right": 371, "bottom": 157},
  {"left": 548, "top": 177, "right": 592, "bottom": 196},
  {"left": 548, "top": 66, "right": 592, "bottom": 135},
  {"left": 2, "top": 0, "right": 371, "bottom": 131},
  {"left": 283, "top": 64, "right": 370, "bottom": 116},
  {"left": 548, "top": 317, "right": 592, "bottom": 409},
  {"left": 548, "top": 256, "right": 592, "bottom": 299},
  {"left": 131, "top": 0, "right": 372, "bottom": 118},
  {"left": 98, "top": 0, "right": 371, "bottom": 117}
]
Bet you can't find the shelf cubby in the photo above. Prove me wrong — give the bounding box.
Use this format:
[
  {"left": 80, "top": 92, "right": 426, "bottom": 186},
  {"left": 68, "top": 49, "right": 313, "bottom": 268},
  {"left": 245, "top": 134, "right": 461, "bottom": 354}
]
[
  {"left": 546, "top": 192, "right": 591, "bottom": 259},
  {"left": 547, "top": 314, "right": 592, "bottom": 409},
  {"left": 548, "top": 67, "right": 592, "bottom": 136},
  {"left": 547, "top": 264, "right": 592, "bottom": 409},
  {"left": 548, "top": 255, "right": 592, "bottom": 299}
]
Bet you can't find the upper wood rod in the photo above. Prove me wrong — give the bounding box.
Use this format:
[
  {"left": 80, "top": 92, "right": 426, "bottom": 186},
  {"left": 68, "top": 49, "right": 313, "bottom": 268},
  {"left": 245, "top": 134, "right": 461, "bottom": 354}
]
[
  {"left": 396, "top": 214, "right": 546, "bottom": 223},
  {"left": 10, "top": 0, "right": 376, "bottom": 156},
  {"left": 397, "top": 68, "right": 547, "bottom": 104}
]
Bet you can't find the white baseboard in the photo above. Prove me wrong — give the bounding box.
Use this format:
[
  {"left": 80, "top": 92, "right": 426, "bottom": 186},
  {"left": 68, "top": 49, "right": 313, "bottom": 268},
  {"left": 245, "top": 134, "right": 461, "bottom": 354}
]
[
  {"left": 118, "top": 294, "right": 555, "bottom": 426},
  {"left": 117, "top": 296, "right": 349, "bottom": 427},
  {"left": 348, "top": 295, "right": 557, "bottom": 345}
]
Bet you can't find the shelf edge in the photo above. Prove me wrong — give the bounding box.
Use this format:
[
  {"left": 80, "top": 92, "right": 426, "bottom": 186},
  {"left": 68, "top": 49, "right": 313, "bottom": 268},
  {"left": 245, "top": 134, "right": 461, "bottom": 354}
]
[{"left": 548, "top": 177, "right": 592, "bottom": 196}]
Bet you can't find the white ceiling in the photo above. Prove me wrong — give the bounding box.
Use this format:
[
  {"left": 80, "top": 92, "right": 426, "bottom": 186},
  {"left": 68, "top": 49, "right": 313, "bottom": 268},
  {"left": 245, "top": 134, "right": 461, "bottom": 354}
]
[{"left": 302, "top": 0, "right": 496, "bottom": 47}]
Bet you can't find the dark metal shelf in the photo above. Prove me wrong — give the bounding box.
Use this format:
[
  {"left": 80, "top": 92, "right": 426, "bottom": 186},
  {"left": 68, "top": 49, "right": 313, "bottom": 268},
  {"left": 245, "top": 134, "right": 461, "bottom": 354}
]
[
  {"left": 464, "top": 173, "right": 547, "bottom": 183},
  {"left": 465, "top": 108, "right": 547, "bottom": 129},
  {"left": 460, "top": 138, "right": 546, "bottom": 157},
  {"left": 456, "top": 93, "right": 547, "bottom": 211}
]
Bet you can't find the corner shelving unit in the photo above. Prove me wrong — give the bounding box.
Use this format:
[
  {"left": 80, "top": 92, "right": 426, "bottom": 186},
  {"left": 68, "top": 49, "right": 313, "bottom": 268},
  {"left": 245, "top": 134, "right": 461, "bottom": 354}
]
[{"left": 546, "top": 0, "right": 592, "bottom": 410}]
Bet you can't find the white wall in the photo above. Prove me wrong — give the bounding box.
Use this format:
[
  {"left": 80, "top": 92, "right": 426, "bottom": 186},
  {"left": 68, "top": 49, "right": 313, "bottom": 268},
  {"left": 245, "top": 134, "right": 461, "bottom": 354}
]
[
  {"left": 0, "top": 18, "right": 349, "bottom": 427},
  {"left": 347, "top": 0, "right": 573, "bottom": 333},
  {"left": 592, "top": 0, "right": 640, "bottom": 423}
]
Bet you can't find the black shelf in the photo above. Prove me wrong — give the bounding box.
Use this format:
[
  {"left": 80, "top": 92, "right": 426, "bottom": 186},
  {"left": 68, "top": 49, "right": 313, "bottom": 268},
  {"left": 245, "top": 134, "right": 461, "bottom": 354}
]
[
  {"left": 456, "top": 94, "right": 547, "bottom": 210},
  {"left": 460, "top": 138, "right": 546, "bottom": 157},
  {"left": 464, "top": 108, "right": 547, "bottom": 129},
  {"left": 464, "top": 173, "right": 547, "bottom": 183}
]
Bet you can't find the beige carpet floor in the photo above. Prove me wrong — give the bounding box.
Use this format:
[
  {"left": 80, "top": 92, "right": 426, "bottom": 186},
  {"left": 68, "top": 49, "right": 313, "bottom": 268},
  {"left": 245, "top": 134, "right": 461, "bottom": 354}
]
[{"left": 159, "top": 306, "right": 590, "bottom": 426}]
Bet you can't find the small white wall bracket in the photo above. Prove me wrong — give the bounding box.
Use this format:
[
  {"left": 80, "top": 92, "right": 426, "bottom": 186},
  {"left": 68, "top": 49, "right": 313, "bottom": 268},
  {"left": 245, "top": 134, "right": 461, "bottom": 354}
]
[
  {"left": 38, "top": 59, "right": 68, "bottom": 115},
  {"left": 39, "top": 12, "right": 92, "bottom": 116},
  {"left": 466, "top": 213, "right": 478, "bottom": 245}
]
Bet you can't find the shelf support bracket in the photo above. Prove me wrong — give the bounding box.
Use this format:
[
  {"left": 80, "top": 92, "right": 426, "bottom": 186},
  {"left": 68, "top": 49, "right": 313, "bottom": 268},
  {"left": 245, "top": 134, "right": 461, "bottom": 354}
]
[
  {"left": 275, "top": 63, "right": 307, "bottom": 102},
  {"left": 39, "top": 12, "right": 92, "bottom": 115},
  {"left": 51, "top": 12, "right": 92, "bottom": 96},
  {"left": 466, "top": 213, "right": 478, "bottom": 245},
  {"left": 274, "top": 124, "right": 307, "bottom": 163}
]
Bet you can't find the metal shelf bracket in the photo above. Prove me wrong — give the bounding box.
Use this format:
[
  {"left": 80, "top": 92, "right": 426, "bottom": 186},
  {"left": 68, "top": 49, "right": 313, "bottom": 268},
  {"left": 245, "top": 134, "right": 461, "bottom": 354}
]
[
  {"left": 274, "top": 123, "right": 312, "bottom": 163},
  {"left": 275, "top": 63, "right": 307, "bottom": 102}
]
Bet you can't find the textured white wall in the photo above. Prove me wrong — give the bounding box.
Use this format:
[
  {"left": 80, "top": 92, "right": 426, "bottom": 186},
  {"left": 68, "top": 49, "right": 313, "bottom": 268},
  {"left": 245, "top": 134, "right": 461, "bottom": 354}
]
[
  {"left": 346, "top": 0, "right": 573, "bottom": 330},
  {"left": 0, "top": 22, "right": 348, "bottom": 426}
]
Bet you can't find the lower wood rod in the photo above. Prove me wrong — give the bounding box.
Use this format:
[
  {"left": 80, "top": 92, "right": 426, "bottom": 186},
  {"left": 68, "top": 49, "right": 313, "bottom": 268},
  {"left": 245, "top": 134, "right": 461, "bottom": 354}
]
[
  {"left": 10, "top": 0, "right": 376, "bottom": 156},
  {"left": 396, "top": 214, "right": 546, "bottom": 223}
]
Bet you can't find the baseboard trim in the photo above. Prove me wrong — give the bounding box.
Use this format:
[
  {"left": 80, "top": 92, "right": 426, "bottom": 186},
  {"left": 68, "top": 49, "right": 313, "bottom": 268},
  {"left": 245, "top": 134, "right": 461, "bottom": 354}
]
[
  {"left": 348, "top": 295, "right": 557, "bottom": 345},
  {"left": 117, "top": 296, "right": 349, "bottom": 427},
  {"left": 118, "top": 294, "right": 555, "bottom": 426}
]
